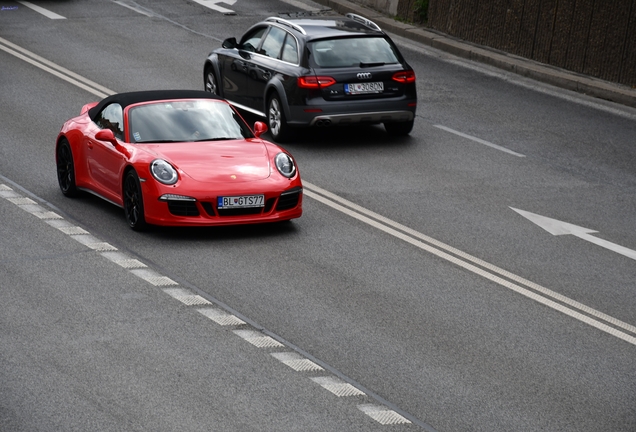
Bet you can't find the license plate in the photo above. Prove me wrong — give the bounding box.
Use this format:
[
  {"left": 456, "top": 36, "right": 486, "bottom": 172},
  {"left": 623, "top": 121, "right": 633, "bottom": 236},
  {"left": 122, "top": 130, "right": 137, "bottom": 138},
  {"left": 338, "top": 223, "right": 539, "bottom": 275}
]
[
  {"left": 217, "top": 194, "right": 265, "bottom": 209},
  {"left": 344, "top": 81, "right": 384, "bottom": 95}
]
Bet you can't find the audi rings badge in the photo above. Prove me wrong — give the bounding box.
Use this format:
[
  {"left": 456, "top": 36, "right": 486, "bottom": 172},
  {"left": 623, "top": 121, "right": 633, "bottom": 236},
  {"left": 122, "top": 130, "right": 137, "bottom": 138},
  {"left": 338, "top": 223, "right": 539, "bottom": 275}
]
[{"left": 357, "top": 72, "right": 372, "bottom": 80}]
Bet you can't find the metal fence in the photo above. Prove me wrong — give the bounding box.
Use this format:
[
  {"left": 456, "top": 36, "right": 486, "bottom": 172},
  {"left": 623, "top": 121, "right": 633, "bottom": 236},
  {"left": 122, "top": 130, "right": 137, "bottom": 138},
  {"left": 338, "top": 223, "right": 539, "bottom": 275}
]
[{"left": 418, "top": 0, "right": 635, "bottom": 87}]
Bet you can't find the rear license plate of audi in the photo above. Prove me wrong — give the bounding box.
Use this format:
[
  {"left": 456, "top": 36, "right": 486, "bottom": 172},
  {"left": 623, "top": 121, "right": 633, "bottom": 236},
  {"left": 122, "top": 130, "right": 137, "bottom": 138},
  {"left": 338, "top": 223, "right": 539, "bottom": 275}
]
[{"left": 344, "top": 81, "right": 383, "bottom": 95}]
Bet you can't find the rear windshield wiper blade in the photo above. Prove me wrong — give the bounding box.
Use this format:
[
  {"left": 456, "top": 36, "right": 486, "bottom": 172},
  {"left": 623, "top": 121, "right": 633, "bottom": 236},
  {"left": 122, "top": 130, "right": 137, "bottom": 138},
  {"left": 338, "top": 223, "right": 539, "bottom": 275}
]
[{"left": 359, "top": 62, "right": 385, "bottom": 68}]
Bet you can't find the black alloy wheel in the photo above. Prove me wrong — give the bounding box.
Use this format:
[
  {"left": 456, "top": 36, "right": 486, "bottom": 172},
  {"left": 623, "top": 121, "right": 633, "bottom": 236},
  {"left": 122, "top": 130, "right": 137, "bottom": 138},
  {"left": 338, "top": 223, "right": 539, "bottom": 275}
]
[
  {"left": 56, "top": 139, "right": 79, "bottom": 197},
  {"left": 123, "top": 170, "right": 147, "bottom": 231}
]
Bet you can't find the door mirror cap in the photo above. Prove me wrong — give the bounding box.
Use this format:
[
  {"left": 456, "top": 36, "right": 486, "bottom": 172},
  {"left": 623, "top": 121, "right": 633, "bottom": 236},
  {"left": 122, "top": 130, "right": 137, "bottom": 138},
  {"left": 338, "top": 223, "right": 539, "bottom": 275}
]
[
  {"left": 222, "top": 37, "right": 237, "bottom": 49},
  {"left": 253, "top": 121, "right": 268, "bottom": 138},
  {"left": 95, "top": 129, "right": 118, "bottom": 146}
]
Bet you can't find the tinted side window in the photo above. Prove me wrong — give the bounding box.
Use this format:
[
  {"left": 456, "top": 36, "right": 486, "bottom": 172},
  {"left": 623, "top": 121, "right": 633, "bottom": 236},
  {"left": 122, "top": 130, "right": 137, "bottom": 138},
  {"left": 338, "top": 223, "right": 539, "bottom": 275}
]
[
  {"left": 259, "top": 26, "right": 286, "bottom": 58},
  {"left": 240, "top": 27, "right": 267, "bottom": 52},
  {"left": 281, "top": 34, "right": 298, "bottom": 64},
  {"left": 95, "top": 103, "right": 123, "bottom": 140}
]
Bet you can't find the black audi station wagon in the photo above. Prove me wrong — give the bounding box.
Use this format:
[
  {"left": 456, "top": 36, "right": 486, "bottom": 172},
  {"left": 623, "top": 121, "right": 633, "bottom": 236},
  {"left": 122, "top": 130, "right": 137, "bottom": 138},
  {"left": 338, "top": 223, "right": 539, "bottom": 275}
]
[{"left": 203, "top": 13, "right": 417, "bottom": 142}]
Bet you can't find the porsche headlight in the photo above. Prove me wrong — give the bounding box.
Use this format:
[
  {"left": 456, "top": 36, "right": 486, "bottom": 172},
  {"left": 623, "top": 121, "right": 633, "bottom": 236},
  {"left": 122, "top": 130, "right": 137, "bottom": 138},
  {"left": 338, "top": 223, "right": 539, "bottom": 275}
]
[
  {"left": 275, "top": 153, "right": 296, "bottom": 178},
  {"left": 150, "top": 159, "right": 178, "bottom": 185}
]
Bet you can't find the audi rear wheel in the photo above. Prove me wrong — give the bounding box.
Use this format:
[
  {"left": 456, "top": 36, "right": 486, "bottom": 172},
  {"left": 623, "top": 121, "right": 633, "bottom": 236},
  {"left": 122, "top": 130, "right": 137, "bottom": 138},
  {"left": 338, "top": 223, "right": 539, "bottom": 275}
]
[{"left": 267, "top": 93, "right": 292, "bottom": 143}]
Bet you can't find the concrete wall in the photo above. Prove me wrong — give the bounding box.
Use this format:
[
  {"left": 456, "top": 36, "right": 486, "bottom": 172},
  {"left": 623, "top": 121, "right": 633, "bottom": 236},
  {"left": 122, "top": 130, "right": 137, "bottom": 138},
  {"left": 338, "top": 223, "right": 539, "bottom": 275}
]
[{"left": 418, "top": 0, "right": 636, "bottom": 87}]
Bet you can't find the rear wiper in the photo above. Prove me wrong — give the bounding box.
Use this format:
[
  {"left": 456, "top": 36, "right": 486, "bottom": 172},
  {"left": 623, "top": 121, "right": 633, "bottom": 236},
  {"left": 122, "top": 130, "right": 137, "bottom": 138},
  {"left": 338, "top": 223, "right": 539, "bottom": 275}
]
[{"left": 359, "top": 62, "right": 385, "bottom": 68}]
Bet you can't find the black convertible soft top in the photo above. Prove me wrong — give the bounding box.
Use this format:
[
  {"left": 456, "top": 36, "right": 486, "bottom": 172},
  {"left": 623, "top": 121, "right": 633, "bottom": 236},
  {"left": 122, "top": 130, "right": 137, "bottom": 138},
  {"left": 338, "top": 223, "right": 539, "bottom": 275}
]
[{"left": 87, "top": 90, "right": 223, "bottom": 121}]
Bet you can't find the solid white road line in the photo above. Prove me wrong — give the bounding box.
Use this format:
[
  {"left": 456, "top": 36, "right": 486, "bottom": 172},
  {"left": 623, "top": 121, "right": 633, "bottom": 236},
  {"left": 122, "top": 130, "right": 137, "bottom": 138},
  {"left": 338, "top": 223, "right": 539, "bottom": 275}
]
[
  {"left": 112, "top": 0, "right": 154, "bottom": 17},
  {"left": 0, "top": 37, "right": 111, "bottom": 98},
  {"left": 279, "top": 0, "right": 323, "bottom": 12},
  {"left": 17, "top": 1, "right": 65, "bottom": 19},
  {"left": 303, "top": 182, "right": 636, "bottom": 346}
]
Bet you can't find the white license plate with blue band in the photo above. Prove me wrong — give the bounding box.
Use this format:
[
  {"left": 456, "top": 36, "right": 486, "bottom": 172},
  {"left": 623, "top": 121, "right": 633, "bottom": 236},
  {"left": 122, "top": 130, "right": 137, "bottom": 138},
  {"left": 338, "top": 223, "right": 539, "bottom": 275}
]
[
  {"left": 218, "top": 195, "right": 265, "bottom": 209},
  {"left": 345, "top": 81, "right": 383, "bottom": 94}
]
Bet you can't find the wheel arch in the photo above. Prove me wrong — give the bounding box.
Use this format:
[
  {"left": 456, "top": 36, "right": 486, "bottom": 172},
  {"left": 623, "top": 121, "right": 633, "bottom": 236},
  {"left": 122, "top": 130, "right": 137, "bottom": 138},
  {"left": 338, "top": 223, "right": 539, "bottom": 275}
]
[
  {"left": 264, "top": 79, "right": 291, "bottom": 120},
  {"left": 203, "top": 56, "right": 223, "bottom": 97},
  {"left": 121, "top": 164, "right": 137, "bottom": 193},
  {"left": 55, "top": 135, "right": 68, "bottom": 162}
]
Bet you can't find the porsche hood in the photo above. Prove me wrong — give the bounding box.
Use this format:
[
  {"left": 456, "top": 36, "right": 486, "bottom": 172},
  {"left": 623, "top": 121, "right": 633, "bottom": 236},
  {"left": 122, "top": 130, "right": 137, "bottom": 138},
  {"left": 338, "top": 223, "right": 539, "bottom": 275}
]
[{"left": 142, "top": 141, "right": 271, "bottom": 183}]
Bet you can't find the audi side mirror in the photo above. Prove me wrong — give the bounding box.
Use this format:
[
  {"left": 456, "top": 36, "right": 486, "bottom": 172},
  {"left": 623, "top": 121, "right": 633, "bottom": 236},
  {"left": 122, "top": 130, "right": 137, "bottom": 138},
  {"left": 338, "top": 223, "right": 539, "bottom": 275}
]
[{"left": 222, "top": 37, "right": 237, "bottom": 49}]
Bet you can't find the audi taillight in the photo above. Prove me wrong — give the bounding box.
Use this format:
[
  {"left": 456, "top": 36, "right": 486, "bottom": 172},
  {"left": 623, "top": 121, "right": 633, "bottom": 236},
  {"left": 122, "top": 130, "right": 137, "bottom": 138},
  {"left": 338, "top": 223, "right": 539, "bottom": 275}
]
[
  {"left": 297, "top": 76, "right": 336, "bottom": 89},
  {"left": 392, "top": 70, "right": 416, "bottom": 84}
]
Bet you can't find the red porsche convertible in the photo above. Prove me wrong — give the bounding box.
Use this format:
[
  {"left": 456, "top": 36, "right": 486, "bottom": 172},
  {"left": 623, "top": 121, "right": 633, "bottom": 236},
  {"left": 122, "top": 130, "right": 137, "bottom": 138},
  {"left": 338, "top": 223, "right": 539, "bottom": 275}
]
[{"left": 56, "top": 90, "right": 302, "bottom": 230}]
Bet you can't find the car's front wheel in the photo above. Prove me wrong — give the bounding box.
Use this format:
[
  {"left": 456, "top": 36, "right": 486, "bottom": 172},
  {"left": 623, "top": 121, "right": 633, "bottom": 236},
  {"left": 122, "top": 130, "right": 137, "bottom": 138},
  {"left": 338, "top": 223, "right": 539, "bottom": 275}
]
[
  {"left": 384, "top": 119, "right": 414, "bottom": 136},
  {"left": 123, "top": 170, "right": 147, "bottom": 231},
  {"left": 56, "top": 139, "right": 79, "bottom": 197},
  {"left": 204, "top": 68, "right": 220, "bottom": 96},
  {"left": 267, "top": 93, "right": 291, "bottom": 142}
]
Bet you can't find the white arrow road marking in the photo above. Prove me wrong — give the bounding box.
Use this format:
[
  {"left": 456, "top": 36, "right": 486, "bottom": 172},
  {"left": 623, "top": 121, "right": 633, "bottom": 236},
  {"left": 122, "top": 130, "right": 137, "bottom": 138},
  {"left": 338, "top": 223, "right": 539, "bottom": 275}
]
[
  {"left": 190, "top": 0, "right": 236, "bottom": 14},
  {"left": 511, "top": 207, "right": 636, "bottom": 261}
]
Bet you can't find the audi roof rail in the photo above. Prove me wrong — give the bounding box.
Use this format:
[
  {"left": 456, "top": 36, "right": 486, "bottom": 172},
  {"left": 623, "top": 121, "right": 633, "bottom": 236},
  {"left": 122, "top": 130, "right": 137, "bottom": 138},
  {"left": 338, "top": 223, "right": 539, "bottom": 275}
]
[
  {"left": 265, "top": 17, "right": 307, "bottom": 35},
  {"left": 345, "top": 13, "right": 382, "bottom": 31}
]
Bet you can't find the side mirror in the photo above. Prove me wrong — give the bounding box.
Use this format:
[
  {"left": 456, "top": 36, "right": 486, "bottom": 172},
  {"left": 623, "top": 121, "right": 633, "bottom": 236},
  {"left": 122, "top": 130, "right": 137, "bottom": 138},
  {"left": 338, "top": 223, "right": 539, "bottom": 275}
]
[
  {"left": 95, "top": 129, "right": 118, "bottom": 146},
  {"left": 253, "top": 121, "right": 268, "bottom": 138},
  {"left": 222, "top": 37, "right": 237, "bottom": 49}
]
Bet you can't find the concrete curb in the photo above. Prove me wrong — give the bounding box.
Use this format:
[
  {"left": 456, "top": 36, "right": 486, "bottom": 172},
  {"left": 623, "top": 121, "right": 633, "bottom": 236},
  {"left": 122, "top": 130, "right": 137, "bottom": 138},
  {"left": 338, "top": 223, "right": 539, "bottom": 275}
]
[{"left": 311, "top": 0, "right": 636, "bottom": 108}]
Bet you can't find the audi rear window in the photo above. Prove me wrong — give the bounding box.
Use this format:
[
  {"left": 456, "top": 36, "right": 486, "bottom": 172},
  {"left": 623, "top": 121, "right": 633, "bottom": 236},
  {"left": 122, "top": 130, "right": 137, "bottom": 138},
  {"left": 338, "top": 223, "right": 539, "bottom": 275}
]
[{"left": 309, "top": 37, "right": 399, "bottom": 68}]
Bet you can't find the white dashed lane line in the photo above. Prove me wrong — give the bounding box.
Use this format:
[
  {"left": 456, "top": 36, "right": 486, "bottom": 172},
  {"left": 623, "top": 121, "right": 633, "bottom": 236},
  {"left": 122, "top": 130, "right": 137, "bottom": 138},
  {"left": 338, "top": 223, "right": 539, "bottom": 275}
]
[
  {"left": 17, "top": 1, "right": 66, "bottom": 19},
  {"left": 0, "top": 181, "right": 424, "bottom": 430}
]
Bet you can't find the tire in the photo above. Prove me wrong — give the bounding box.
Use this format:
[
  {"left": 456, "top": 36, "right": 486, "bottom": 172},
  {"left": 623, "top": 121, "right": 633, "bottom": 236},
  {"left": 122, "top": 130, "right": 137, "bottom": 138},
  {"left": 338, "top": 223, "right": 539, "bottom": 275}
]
[
  {"left": 123, "top": 170, "right": 147, "bottom": 231},
  {"left": 204, "top": 68, "right": 220, "bottom": 96},
  {"left": 56, "top": 139, "right": 79, "bottom": 197},
  {"left": 267, "top": 93, "right": 292, "bottom": 143},
  {"left": 384, "top": 119, "right": 414, "bottom": 136}
]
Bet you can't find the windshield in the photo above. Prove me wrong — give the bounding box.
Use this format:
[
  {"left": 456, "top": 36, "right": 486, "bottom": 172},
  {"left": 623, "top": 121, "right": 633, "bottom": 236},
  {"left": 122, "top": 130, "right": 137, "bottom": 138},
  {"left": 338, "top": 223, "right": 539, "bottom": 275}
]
[
  {"left": 128, "top": 100, "right": 253, "bottom": 143},
  {"left": 309, "top": 36, "right": 400, "bottom": 68}
]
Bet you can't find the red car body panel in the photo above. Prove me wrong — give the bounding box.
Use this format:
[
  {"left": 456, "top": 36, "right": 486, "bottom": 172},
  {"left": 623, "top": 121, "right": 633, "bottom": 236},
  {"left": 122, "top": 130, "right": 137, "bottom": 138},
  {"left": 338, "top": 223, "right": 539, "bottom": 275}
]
[{"left": 56, "top": 92, "right": 302, "bottom": 227}]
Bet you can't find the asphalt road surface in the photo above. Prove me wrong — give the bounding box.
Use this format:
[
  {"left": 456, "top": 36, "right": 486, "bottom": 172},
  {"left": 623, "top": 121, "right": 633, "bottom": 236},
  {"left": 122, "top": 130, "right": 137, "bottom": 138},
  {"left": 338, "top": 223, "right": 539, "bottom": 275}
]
[{"left": 1, "top": 1, "right": 635, "bottom": 431}]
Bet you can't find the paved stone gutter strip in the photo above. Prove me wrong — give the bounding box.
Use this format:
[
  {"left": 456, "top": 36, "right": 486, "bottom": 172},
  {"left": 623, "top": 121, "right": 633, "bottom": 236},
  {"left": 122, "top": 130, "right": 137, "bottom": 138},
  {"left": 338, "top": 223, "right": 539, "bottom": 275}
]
[{"left": 312, "top": 0, "right": 636, "bottom": 108}]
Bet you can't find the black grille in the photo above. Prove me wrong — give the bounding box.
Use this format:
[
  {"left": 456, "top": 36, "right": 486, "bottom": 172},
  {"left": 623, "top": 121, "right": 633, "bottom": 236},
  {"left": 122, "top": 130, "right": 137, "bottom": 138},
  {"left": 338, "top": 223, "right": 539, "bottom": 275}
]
[
  {"left": 167, "top": 201, "right": 200, "bottom": 216},
  {"left": 201, "top": 202, "right": 216, "bottom": 216},
  {"left": 264, "top": 198, "right": 276, "bottom": 213},
  {"left": 276, "top": 188, "right": 302, "bottom": 211}
]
